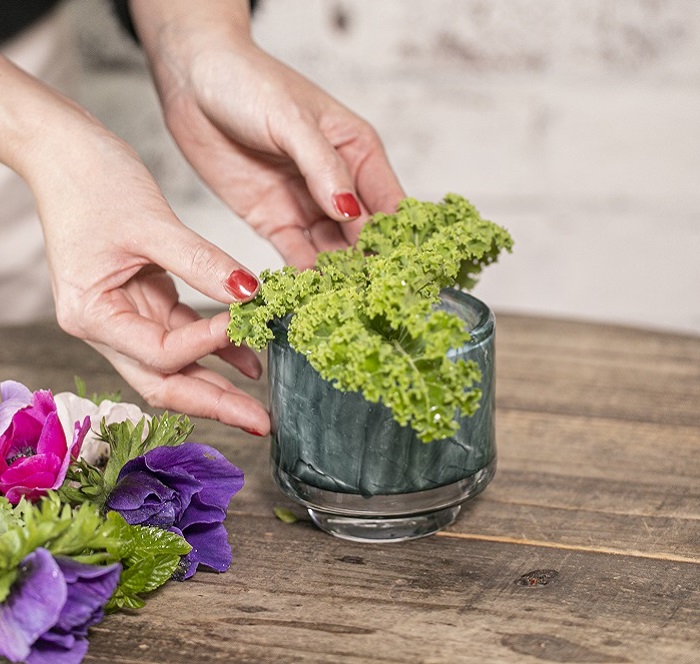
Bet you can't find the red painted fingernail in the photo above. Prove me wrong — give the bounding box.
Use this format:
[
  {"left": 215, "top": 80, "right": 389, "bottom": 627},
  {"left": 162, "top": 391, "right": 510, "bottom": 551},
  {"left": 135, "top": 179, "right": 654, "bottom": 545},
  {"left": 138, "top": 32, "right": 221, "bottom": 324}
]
[
  {"left": 333, "top": 192, "right": 361, "bottom": 219},
  {"left": 225, "top": 269, "right": 259, "bottom": 300},
  {"left": 242, "top": 427, "right": 265, "bottom": 437}
]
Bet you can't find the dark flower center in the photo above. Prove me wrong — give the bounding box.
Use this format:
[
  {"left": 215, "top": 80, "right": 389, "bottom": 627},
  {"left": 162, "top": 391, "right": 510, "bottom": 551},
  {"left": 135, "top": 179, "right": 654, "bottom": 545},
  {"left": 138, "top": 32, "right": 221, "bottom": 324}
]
[{"left": 5, "top": 446, "right": 35, "bottom": 465}]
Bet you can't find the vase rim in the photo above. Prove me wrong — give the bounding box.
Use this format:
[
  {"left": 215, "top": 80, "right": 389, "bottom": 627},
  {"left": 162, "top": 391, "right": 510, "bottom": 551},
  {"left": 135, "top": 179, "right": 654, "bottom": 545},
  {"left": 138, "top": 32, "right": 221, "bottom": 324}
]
[{"left": 439, "top": 288, "right": 495, "bottom": 344}]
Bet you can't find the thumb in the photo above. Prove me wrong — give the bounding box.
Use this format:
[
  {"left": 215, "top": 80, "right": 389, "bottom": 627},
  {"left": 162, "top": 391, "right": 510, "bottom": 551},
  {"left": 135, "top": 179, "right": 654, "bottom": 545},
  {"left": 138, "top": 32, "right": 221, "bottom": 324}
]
[{"left": 144, "top": 219, "right": 259, "bottom": 304}]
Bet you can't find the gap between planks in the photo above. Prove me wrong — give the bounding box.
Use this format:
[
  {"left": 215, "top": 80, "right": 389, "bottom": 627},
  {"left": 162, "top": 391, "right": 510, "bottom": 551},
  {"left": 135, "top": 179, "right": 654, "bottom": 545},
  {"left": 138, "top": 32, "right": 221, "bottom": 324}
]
[{"left": 436, "top": 531, "right": 700, "bottom": 565}]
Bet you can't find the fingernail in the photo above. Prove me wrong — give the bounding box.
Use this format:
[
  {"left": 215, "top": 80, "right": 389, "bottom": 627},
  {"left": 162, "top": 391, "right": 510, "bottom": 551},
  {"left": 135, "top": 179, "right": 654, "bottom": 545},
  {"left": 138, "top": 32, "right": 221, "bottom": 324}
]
[
  {"left": 225, "top": 269, "right": 259, "bottom": 301},
  {"left": 242, "top": 427, "right": 265, "bottom": 437},
  {"left": 333, "top": 192, "right": 361, "bottom": 219}
]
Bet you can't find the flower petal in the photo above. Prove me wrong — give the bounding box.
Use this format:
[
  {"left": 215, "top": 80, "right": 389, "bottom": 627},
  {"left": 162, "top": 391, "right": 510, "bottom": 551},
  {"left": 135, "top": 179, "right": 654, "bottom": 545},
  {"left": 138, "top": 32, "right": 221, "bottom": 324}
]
[
  {"left": 54, "top": 558, "right": 121, "bottom": 634},
  {"left": 147, "top": 443, "right": 244, "bottom": 511},
  {"left": 106, "top": 471, "right": 180, "bottom": 526},
  {"left": 69, "top": 416, "right": 91, "bottom": 462},
  {"left": 54, "top": 392, "right": 149, "bottom": 465},
  {"left": 0, "top": 453, "right": 62, "bottom": 503},
  {"left": 0, "top": 548, "right": 67, "bottom": 662},
  {"left": 0, "top": 454, "right": 61, "bottom": 485},
  {"left": 119, "top": 453, "right": 203, "bottom": 511},
  {"left": 177, "top": 492, "right": 227, "bottom": 530},
  {"left": 1, "top": 408, "right": 43, "bottom": 457},
  {"left": 0, "top": 380, "right": 32, "bottom": 439},
  {"left": 180, "top": 521, "right": 232, "bottom": 578},
  {"left": 29, "top": 390, "right": 57, "bottom": 421},
  {"left": 35, "top": 411, "right": 68, "bottom": 458},
  {"left": 26, "top": 636, "right": 89, "bottom": 664}
]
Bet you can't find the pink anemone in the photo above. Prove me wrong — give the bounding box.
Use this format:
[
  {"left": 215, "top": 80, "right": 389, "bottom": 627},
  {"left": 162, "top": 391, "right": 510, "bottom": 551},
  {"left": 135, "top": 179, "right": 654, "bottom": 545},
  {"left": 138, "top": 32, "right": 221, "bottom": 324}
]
[{"left": 0, "top": 381, "right": 89, "bottom": 503}]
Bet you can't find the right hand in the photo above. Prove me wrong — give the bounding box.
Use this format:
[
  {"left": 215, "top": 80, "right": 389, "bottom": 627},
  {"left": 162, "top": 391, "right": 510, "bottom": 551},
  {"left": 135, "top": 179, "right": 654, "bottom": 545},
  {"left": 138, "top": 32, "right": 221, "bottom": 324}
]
[{"left": 130, "top": 0, "right": 406, "bottom": 269}]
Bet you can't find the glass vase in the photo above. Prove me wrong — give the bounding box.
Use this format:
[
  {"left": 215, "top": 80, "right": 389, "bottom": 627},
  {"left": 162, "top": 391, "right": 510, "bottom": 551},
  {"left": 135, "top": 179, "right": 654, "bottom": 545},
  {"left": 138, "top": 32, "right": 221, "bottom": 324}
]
[{"left": 268, "top": 288, "right": 496, "bottom": 543}]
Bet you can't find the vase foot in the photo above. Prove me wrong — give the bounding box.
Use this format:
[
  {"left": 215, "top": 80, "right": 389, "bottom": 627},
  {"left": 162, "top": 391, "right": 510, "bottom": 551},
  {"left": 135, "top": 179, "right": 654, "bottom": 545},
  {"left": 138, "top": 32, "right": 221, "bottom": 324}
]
[
  {"left": 307, "top": 504, "right": 462, "bottom": 543},
  {"left": 273, "top": 458, "right": 496, "bottom": 543}
]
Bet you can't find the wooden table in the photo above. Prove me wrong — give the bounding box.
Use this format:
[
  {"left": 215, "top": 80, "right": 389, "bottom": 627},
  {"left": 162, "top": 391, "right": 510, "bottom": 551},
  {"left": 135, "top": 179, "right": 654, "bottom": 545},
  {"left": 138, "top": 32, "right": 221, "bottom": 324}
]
[{"left": 1, "top": 313, "right": 699, "bottom": 663}]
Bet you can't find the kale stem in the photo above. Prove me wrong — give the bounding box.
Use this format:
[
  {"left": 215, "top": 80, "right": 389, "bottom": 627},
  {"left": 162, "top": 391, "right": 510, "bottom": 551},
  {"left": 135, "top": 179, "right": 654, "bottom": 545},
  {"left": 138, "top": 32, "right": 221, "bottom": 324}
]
[{"left": 391, "top": 339, "right": 431, "bottom": 418}]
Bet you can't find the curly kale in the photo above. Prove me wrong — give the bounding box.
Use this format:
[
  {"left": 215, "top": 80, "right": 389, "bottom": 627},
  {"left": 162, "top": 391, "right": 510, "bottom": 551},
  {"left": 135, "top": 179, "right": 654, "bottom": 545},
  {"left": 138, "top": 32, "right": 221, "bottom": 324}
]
[{"left": 227, "top": 194, "right": 513, "bottom": 442}]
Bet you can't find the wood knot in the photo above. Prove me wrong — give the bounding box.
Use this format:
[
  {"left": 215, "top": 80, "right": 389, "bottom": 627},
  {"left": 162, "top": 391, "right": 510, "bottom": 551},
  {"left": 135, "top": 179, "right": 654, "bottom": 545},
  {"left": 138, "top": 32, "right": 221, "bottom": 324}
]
[{"left": 516, "top": 569, "right": 559, "bottom": 587}]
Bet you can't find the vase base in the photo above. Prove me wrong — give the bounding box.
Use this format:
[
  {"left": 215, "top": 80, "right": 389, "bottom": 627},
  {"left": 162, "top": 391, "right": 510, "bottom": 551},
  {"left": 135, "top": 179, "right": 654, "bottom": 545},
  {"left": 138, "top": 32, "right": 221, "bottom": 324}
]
[
  {"left": 308, "top": 504, "right": 462, "bottom": 543},
  {"left": 273, "top": 458, "right": 496, "bottom": 543}
]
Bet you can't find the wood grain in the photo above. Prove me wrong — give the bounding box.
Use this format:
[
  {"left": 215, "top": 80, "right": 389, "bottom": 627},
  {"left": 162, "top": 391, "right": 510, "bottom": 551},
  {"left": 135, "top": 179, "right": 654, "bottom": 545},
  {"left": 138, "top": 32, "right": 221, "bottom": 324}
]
[
  {"left": 83, "top": 516, "right": 700, "bottom": 664},
  {"left": 1, "top": 313, "right": 699, "bottom": 663}
]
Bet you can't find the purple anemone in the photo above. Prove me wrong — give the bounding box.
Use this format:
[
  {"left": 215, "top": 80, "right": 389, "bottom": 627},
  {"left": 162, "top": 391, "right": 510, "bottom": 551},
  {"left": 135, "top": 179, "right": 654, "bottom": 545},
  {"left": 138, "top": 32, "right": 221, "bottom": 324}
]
[
  {"left": 0, "top": 547, "right": 121, "bottom": 664},
  {"left": 105, "top": 442, "right": 244, "bottom": 579}
]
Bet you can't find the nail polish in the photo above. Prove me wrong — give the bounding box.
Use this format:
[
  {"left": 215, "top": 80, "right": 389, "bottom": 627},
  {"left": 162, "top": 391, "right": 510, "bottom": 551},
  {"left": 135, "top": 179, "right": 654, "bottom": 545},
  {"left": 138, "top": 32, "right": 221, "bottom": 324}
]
[
  {"left": 333, "top": 192, "right": 361, "bottom": 219},
  {"left": 242, "top": 427, "right": 265, "bottom": 437},
  {"left": 225, "top": 269, "right": 259, "bottom": 300}
]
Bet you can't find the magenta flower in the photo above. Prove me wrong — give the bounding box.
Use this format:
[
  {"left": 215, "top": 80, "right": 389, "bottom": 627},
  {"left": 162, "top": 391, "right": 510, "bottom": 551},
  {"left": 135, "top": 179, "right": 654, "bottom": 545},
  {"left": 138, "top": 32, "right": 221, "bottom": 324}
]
[
  {"left": 0, "top": 381, "right": 90, "bottom": 504},
  {"left": 105, "top": 443, "right": 244, "bottom": 579},
  {"left": 0, "top": 547, "right": 121, "bottom": 664}
]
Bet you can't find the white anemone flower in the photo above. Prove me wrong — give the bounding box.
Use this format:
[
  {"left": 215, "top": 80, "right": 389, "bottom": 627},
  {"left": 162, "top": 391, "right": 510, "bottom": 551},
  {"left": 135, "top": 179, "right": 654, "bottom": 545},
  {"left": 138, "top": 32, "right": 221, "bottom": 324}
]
[{"left": 54, "top": 392, "right": 150, "bottom": 467}]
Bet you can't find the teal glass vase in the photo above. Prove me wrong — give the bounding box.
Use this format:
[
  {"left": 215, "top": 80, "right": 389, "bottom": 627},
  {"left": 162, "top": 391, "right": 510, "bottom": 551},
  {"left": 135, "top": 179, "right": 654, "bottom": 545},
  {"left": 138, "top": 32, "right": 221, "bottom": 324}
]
[{"left": 268, "top": 288, "right": 496, "bottom": 542}]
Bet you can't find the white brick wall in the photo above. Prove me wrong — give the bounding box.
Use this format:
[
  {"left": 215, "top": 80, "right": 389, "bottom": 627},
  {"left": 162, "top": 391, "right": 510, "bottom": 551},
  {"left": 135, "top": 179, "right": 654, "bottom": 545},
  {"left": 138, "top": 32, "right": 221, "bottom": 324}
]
[{"left": 69, "top": 0, "right": 700, "bottom": 335}]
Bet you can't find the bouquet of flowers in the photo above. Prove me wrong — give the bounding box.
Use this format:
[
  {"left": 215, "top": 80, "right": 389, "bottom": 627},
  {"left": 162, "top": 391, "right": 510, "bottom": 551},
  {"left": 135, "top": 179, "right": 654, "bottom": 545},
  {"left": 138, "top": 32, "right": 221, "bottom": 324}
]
[{"left": 0, "top": 380, "right": 244, "bottom": 664}]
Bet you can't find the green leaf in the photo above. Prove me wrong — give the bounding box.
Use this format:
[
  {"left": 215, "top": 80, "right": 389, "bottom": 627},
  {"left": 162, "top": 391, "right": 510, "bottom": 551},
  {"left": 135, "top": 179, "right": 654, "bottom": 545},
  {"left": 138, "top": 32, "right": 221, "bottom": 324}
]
[
  {"left": 0, "top": 497, "right": 18, "bottom": 536},
  {"left": 273, "top": 507, "right": 300, "bottom": 524},
  {"left": 58, "top": 458, "right": 109, "bottom": 508},
  {"left": 141, "top": 413, "right": 193, "bottom": 452},
  {"left": 0, "top": 569, "right": 18, "bottom": 604},
  {"left": 0, "top": 495, "right": 192, "bottom": 612},
  {"left": 0, "top": 494, "right": 121, "bottom": 603},
  {"left": 74, "top": 375, "right": 121, "bottom": 404},
  {"left": 102, "top": 512, "right": 190, "bottom": 611}
]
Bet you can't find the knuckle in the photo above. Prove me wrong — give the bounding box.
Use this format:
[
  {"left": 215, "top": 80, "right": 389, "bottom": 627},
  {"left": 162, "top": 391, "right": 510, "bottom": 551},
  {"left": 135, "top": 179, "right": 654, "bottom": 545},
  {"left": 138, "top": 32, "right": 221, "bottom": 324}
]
[
  {"left": 140, "top": 383, "right": 167, "bottom": 410},
  {"left": 54, "top": 299, "right": 88, "bottom": 338},
  {"left": 185, "top": 241, "right": 220, "bottom": 279}
]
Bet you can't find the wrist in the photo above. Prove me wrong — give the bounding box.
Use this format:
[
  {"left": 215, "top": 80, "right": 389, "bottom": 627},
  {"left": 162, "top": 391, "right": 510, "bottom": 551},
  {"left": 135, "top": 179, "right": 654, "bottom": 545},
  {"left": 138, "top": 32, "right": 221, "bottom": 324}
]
[
  {"left": 128, "top": 0, "right": 254, "bottom": 96},
  {"left": 0, "top": 55, "right": 130, "bottom": 210},
  {"left": 0, "top": 56, "right": 85, "bottom": 177}
]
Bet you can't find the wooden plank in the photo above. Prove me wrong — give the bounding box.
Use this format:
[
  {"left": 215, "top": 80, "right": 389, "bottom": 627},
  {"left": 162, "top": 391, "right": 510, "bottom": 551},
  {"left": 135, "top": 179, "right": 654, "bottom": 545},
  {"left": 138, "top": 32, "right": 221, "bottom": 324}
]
[
  {"left": 83, "top": 515, "right": 700, "bottom": 664},
  {"left": 448, "top": 496, "right": 700, "bottom": 563},
  {"left": 494, "top": 314, "right": 700, "bottom": 426}
]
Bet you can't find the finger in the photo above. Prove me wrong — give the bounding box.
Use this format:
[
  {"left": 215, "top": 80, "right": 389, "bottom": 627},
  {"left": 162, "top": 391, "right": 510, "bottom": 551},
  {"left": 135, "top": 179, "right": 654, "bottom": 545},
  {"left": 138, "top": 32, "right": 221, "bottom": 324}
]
[
  {"left": 274, "top": 113, "right": 362, "bottom": 223},
  {"left": 348, "top": 141, "right": 406, "bottom": 215},
  {"left": 307, "top": 218, "right": 350, "bottom": 254},
  {"left": 154, "top": 368, "right": 270, "bottom": 434},
  {"left": 141, "top": 220, "right": 260, "bottom": 305},
  {"left": 88, "top": 294, "right": 233, "bottom": 374},
  {"left": 267, "top": 225, "right": 318, "bottom": 270},
  {"left": 169, "top": 303, "right": 262, "bottom": 380},
  {"left": 214, "top": 344, "right": 263, "bottom": 380},
  {"left": 91, "top": 340, "right": 271, "bottom": 434},
  {"left": 337, "top": 217, "right": 366, "bottom": 247}
]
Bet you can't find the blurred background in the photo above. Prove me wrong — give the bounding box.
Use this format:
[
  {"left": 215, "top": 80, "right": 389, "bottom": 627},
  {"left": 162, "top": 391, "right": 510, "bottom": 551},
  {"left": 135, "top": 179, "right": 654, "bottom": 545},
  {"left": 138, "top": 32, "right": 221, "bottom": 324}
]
[{"left": 67, "top": 0, "right": 700, "bottom": 335}]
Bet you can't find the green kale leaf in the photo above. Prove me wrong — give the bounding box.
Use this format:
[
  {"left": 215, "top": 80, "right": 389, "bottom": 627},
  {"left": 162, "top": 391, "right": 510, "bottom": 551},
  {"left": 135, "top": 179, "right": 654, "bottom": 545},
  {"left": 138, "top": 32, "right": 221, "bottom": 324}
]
[{"left": 227, "top": 194, "right": 513, "bottom": 441}]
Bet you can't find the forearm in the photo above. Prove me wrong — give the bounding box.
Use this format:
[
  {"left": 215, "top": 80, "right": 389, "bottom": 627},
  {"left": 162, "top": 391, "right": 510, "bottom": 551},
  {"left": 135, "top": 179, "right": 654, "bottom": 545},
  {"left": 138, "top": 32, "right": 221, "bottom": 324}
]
[
  {"left": 0, "top": 52, "right": 156, "bottom": 275},
  {"left": 0, "top": 54, "right": 61, "bottom": 180},
  {"left": 127, "top": 0, "right": 253, "bottom": 98},
  {"left": 0, "top": 55, "right": 105, "bottom": 192},
  {"left": 128, "top": 0, "right": 251, "bottom": 42}
]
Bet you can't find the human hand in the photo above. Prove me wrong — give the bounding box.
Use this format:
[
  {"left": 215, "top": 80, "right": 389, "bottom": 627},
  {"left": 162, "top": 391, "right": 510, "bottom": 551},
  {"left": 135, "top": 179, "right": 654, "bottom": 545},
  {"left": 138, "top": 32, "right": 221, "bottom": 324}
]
[
  {"left": 0, "top": 55, "right": 270, "bottom": 434},
  {"left": 131, "top": 0, "right": 406, "bottom": 269}
]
